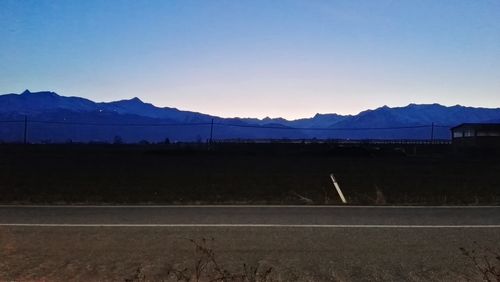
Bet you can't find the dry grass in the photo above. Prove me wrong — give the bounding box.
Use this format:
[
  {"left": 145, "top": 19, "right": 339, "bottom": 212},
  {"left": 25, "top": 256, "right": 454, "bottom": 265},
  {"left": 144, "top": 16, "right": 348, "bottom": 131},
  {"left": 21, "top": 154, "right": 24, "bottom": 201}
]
[
  {"left": 2, "top": 226, "right": 495, "bottom": 281},
  {"left": 460, "top": 242, "right": 500, "bottom": 281},
  {"left": 158, "top": 238, "right": 274, "bottom": 282}
]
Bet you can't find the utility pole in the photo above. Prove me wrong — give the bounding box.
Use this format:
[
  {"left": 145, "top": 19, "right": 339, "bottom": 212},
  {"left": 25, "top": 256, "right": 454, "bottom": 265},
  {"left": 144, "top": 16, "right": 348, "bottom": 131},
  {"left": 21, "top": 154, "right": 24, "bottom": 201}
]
[
  {"left": 23, "top": 115, "right": 28, "bottom": 144},
  {"left": 430, "top": 122, "right": 434, "bottom": 144},
  {"left": 209, "top": 119, "right": 214, "bottom": 145}
]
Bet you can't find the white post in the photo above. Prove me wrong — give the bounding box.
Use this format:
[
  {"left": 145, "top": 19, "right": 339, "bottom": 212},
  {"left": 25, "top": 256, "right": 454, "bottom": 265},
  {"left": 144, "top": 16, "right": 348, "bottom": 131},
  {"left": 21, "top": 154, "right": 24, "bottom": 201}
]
[{"left": 330, "top": 173, "right": 347, "bottom": 204}]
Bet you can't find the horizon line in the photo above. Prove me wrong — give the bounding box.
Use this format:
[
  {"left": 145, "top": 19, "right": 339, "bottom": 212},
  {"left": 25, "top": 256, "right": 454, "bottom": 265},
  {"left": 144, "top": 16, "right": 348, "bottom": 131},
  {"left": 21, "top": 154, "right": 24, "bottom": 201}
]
[{"left": 3, "top": 89, "right": 499, "bottom": 121}]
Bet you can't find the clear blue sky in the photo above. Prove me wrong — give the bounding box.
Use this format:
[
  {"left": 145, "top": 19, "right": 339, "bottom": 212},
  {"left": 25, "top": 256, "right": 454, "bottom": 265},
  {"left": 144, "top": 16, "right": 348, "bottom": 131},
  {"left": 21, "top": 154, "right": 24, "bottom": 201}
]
[{"left": 1, "top": 0, "right": 499, "bottom": 119}]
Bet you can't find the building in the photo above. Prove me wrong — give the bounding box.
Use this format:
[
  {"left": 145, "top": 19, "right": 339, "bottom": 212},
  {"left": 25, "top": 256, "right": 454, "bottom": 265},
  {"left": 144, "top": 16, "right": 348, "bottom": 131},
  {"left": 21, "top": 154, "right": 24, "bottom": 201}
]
[{"left": 451, "top": 123, "right": 500, "bottom": 147}]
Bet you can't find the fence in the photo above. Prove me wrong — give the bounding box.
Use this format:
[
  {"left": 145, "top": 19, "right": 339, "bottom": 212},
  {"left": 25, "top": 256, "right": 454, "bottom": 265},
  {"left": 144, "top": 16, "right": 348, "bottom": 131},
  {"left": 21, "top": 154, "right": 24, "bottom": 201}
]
[{"left": 0, "top": 117, "right": 453, "bottom": 144}]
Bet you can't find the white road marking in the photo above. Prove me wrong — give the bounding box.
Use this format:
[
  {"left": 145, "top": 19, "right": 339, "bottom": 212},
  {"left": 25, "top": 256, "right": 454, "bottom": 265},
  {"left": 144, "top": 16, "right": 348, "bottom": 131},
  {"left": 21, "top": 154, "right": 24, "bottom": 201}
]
[
  {"left": 0, "top": 224, "right": 500, "bottom": 228},
  {"left": 0, "top": 205, "right": 498, "bottom": 208}
]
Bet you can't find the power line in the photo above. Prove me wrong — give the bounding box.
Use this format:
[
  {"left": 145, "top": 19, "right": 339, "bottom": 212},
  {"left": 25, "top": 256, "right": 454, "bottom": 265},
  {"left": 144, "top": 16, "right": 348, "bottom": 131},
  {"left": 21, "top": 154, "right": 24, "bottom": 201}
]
[
  {"left": 0, "top": 120, "right": 24, "bottom": 123},
  {"left": 28, "top": 120, "right": 213, "bottom": 127},
  {"left": 214, "top": 122, "right": 434, "bottom": 131},
  {"left": 0, "top": 119, "right": 453, "bottom": 131}
]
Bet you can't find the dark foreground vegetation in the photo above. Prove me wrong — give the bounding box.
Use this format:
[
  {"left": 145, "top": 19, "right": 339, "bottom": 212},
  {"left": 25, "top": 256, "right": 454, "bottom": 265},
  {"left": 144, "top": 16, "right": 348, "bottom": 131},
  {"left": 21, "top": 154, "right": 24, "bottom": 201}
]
[
  {"left": 124, "top": 238, "right": 500, "bottom": 282},
  {"left": 0, "top": 143, "right": 499, "bottom": 204}
]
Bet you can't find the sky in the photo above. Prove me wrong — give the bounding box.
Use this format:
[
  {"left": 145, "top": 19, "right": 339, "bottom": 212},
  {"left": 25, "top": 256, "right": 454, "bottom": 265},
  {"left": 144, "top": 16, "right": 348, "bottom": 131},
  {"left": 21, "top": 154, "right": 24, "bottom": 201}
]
[{"left": 1, "top": 0, "right": 499, "bottom": 119}]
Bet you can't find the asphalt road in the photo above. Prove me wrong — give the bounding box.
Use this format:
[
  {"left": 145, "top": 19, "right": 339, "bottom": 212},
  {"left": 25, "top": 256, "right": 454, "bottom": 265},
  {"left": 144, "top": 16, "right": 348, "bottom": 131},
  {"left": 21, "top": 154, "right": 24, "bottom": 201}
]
[
  {"left": 0, "top": 205, "right": 499, "bottom": 226},
  {"left": 1, "top": 205, "right": 500, "bottom": 281}
]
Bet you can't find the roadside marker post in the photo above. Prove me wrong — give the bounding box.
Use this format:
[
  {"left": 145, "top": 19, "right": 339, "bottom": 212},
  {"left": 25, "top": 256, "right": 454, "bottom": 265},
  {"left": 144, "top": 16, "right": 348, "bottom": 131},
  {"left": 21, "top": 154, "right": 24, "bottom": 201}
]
[{"left": 330, "top": 174, "right": 347, "bottom": 204}]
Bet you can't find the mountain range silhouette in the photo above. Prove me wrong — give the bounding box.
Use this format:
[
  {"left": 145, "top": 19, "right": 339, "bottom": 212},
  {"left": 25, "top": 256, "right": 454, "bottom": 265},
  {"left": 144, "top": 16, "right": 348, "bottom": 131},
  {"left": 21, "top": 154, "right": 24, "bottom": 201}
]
[{"left": 1, "top": 90, "right": 499, "bottom": 143}]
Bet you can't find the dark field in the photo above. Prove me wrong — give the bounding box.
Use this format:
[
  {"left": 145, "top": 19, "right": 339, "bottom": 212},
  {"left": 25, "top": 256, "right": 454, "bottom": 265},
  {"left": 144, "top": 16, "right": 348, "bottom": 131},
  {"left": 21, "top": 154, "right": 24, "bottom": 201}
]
[{"left": 0, "top": 143, "right": 499, "bottom": 204}]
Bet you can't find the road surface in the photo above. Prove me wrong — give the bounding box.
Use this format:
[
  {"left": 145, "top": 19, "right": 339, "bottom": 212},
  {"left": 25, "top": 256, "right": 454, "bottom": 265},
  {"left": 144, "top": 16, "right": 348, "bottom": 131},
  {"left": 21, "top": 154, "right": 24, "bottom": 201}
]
[
  {"left": 1, "top": 205, "right": 500, "bottom": 281},
  {"left": 0, "top": 205, "right": 499, "bottom": 226}
]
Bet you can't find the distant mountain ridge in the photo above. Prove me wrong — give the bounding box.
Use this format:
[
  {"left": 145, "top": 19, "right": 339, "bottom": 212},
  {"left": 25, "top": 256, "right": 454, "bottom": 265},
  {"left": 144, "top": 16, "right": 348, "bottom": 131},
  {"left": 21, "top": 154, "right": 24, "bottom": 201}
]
[{"left": 1, "top": 90, "right": 500, "bottom": 142}]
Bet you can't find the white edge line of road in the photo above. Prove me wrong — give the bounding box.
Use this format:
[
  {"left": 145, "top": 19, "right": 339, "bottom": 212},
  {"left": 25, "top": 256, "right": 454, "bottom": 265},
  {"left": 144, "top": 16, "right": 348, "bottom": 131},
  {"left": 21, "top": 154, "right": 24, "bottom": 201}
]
[
  {"left": 0, "top": 205, "right": 499, "bottom": 208},
  {"left": 1, "top": 223, "right": 500, "bottom": 228}
]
